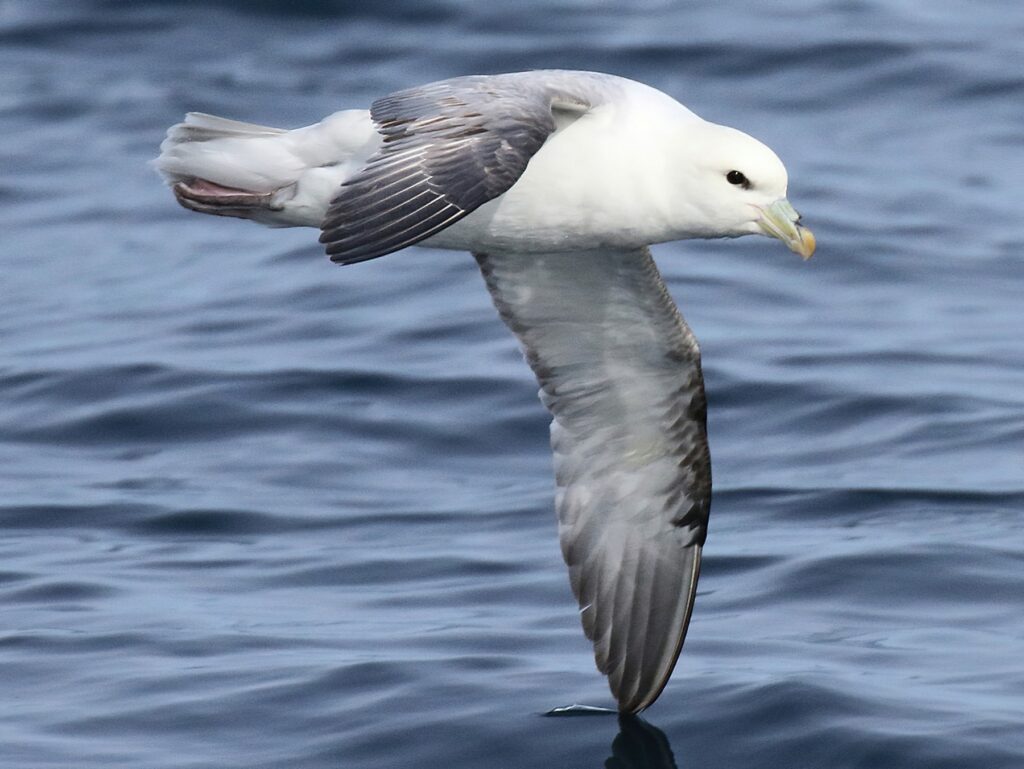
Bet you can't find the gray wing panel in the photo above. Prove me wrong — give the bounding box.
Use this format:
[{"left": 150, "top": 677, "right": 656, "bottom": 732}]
[
  {"left": 474, "top": 248, "right": 711, "bottom": 713},
  {"left": 320, "top": 73, "right": 591, "bottom": 265}
]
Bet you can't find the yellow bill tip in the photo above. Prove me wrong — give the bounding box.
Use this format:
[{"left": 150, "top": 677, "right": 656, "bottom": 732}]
[
  {"left": 758, "top": 199, "right": 816, "bottom": 260},
  {"left": 794, "top": 225, "right": 815, "bottom": 260}
]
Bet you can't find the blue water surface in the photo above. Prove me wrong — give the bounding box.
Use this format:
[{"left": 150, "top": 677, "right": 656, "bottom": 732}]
[{"left": 2, "top": 1, "right": 1022, "bottom": 767}]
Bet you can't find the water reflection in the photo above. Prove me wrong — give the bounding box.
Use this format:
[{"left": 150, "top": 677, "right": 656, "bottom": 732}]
[{"left": 605, "top": 716, "right": 679, "bottom": 769}]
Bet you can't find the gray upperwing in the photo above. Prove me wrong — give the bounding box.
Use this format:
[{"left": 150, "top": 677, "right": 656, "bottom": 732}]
[
  {"left": 319, "top": 72, "right": 596, "bottom": 265},
  {"left": 474, "top": 247, "right": 711, "bottom": 713}
]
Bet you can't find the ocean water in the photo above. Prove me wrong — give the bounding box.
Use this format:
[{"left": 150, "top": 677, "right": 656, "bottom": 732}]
[{"left": 2, "top": 1, "right": 1022, "bottom": 767}]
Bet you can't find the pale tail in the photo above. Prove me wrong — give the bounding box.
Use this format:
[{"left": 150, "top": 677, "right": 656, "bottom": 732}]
[{"left": 155, "top": 109, "right": 380, "bottom": 227}]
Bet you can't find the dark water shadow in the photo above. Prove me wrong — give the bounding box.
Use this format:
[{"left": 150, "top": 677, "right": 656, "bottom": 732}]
[
  {"left": 545, "top": 708, "right": 679, "bottom": 769},
  {"left": 605, "top": 716, "right": 679, "bottom": 769}
]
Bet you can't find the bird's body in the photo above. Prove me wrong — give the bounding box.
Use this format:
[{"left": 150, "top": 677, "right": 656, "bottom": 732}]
[{"left": 156, "top": 69, "right": 814, "bottom": 713}]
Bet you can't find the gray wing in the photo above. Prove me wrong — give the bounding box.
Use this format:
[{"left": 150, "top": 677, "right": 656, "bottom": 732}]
[
  {"left": 320, "top": 73, "right": 591, "bottom": 265},
  {"left": 474, "top": 248, "right": 711, "bottom": 713}
]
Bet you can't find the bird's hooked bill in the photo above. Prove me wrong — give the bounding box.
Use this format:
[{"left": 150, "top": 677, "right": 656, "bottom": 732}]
[{"left": 757, "top": 198, "right": 816, "bottom": 259}]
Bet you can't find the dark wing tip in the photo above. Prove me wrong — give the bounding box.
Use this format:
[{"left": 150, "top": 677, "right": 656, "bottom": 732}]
[
  {"left": 611, "top": 545, "right": 702, "bottom": 714},
  {"left": 320, "top": 198, "right": 466, "bottom": 265}
]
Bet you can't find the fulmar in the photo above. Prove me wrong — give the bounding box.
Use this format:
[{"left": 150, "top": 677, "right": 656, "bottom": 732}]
[{"left": 156, "top": 69, "right": 815, "bottom": 713}]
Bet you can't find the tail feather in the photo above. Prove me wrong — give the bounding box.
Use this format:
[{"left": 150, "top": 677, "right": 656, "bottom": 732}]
[
  {"left": 155, "top": 108, "right": 379, "bottom": 228},
  {"left": 164, "top": 112, "right": 287, "bottom": 143},
  {"left": 156, "top": 113, "right": 302, "bottom": 194}
]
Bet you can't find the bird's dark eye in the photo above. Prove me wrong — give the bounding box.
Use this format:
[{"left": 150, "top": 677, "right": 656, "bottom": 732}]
[{"left": 726, "top": 170, "right": 750, "bottom": 188}]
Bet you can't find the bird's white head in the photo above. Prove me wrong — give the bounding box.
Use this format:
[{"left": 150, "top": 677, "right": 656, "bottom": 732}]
[{"left": 674, "top": 121, "right": 815, "bottom": 258}]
